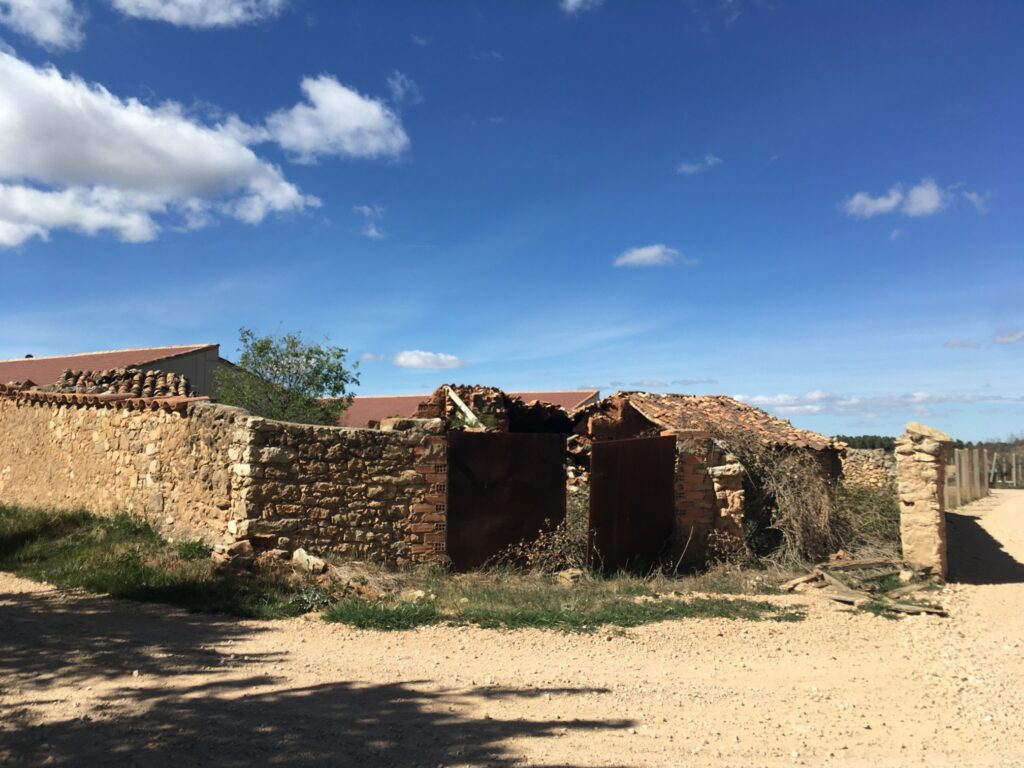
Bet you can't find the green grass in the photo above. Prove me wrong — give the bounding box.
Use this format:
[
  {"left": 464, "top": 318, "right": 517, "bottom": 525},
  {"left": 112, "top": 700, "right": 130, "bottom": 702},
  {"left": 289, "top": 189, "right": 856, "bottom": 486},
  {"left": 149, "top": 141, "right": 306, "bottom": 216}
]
[
  {"left": 321, "top": 568, "right": 804, "bottom": 632},
  {"left": 0, "top": 505, "right": 323, "bottom": 619},
  {"left": 0, "top": 505, "right": 805, "bottom": 631}
]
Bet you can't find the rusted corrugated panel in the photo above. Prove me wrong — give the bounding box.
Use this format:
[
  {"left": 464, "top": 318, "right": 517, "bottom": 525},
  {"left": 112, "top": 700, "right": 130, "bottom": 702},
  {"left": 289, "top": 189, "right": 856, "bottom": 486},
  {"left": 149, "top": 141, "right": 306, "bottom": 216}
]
[
  {"left": 446, "top": 431, "right": 567, "bottom": 571},
  {"left": 589, "top": 435, "right": 676, "bottom": 571}
]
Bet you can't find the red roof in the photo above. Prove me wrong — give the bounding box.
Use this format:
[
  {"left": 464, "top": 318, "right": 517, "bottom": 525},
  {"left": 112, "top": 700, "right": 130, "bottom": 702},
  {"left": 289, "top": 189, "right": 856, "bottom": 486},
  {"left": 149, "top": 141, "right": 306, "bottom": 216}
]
[
  {"left": 339, "top": 390, "right": 600, "bottom": 427},
  {"left": 0, "top": 345, "right": 218, "bottom": 387}
]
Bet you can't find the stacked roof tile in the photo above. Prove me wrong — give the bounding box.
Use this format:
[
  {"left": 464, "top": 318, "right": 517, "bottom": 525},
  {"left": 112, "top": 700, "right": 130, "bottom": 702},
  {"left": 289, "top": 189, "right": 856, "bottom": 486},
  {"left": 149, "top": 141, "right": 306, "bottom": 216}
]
[
  {"left": 50, "top": 368, "right": 192, "bottom": 398},
  {"left": 602, "top": 391, "right": 837, "bottom": 451}
]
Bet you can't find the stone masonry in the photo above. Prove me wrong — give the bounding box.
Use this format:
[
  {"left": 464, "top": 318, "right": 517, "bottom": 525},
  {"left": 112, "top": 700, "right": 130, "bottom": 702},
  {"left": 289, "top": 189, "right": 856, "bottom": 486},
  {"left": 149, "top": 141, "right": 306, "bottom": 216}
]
[
  {"left": 842, "top": 448, "right": 897, "bottom": 488},
  {"left": 0, "top": 389, "right": 447, "bottom": 566},
  {"left": 895, "top": 422, "right": 953, "bottom": 578}
]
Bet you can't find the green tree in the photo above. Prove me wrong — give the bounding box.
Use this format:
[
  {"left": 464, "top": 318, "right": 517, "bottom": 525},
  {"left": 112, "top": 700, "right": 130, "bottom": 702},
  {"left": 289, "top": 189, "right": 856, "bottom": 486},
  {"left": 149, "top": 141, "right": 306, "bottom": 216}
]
[{"left": 214, "top": 328, "right": 359, "bottom": 425}]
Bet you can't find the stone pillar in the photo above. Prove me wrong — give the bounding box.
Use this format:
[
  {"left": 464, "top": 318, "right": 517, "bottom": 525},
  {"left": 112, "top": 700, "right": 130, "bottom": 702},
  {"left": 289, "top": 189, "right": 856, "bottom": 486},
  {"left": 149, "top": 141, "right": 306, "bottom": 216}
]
[{"left": 895, "top": 422, "right": 953, "bottom": 578}]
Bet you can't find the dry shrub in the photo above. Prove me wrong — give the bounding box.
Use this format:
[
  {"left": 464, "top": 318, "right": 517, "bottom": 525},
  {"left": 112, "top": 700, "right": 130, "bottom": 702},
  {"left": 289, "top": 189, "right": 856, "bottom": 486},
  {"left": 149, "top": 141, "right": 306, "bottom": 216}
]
[
  {"left": 490, "top": 488, "right": 592, "bottom": 572},
  {"left": 719, "top": 432, "right": 839, "bottom": 562},
  {"left": 832, "top": 482, "right": 901, "bottom": 558},
  {"left": 719, "top": 430, "right": 903, "bottom": 564}
]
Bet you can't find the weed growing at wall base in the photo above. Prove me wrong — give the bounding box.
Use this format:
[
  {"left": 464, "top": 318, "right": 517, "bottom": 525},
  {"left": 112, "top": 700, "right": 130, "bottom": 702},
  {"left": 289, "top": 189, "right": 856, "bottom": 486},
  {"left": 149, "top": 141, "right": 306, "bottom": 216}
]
[
  {"left": 0, "top": 505, "right": 322, "bottom": 619},
  {"left": 0, "top": 506, "right": 805, "bottom": 632}
]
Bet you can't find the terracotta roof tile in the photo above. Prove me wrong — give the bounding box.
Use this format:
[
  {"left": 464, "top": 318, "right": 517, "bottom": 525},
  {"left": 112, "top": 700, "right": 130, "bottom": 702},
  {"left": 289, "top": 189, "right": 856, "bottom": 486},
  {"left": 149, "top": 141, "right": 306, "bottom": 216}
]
[
  {"left": 0, "top": 383, "right": 208, "bottom": 414},
  {"left": 616, "top": 391, "right": 837, "bottom": 451}
]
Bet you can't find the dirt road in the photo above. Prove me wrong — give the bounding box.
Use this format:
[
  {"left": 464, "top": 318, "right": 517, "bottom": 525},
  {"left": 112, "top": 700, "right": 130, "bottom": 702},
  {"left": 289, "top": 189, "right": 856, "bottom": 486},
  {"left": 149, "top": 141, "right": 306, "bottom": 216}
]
[{"left": 2, "top": 491, "right": 1023, "bottom": 767}]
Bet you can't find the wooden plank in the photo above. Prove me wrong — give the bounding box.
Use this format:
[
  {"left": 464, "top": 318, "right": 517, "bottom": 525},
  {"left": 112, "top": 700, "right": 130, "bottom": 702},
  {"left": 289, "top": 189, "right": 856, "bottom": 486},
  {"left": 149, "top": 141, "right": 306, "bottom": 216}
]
[{"left": 780, "top": 572, "right": 821, "bottom": 591}]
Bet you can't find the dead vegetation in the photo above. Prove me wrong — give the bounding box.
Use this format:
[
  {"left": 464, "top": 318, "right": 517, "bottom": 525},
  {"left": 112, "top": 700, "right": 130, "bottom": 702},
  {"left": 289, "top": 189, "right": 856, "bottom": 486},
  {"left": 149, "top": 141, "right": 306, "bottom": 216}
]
[{"left": 780, "top": 557, "right": 946, "bottom": 617}]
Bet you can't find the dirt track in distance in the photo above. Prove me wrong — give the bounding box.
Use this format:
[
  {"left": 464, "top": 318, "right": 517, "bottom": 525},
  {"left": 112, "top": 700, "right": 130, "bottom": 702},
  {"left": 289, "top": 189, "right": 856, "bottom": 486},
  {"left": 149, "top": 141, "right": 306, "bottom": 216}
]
[{"left": 2, "top": 490, "right": 1023, "bottom": 767}]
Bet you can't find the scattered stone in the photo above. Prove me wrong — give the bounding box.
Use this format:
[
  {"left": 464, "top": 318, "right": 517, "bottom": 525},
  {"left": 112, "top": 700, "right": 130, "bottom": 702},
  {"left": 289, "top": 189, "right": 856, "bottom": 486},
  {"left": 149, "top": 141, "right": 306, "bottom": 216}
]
[
  {"left": 292, "top": 547, "right": 327, "bottom": 574},
  {"left": 556, "top": 568, "right": 585, "bottom": 584}
]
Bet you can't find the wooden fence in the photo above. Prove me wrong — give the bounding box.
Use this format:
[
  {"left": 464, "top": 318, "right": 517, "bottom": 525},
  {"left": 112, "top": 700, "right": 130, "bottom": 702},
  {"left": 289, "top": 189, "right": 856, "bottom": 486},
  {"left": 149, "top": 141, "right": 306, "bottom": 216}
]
[
  {"left": 944, "top": 448, "right": 990, "bottom": 510},
  {"left": 987, "top": 451, "right": 1024, "bottom": 490}
]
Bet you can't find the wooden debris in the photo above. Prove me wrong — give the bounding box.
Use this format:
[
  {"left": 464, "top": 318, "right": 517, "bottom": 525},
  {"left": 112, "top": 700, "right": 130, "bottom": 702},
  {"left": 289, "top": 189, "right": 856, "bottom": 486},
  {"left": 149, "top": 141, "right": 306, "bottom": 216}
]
[{"left": 780, "top": 572, "right": 821, "bottom": 591}]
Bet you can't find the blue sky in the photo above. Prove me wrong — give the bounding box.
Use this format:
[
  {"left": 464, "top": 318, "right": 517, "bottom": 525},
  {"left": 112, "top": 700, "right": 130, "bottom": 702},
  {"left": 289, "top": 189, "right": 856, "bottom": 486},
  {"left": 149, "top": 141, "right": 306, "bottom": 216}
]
[{"left": 0, "top": 0, "right": 1021, "bottom": 440}]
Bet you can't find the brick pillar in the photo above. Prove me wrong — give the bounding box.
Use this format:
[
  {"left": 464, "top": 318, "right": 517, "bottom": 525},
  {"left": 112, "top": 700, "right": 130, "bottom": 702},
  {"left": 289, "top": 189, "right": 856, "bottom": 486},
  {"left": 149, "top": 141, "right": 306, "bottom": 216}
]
[
  {"left": 410, "top": 432, "right": 449, "bottom": 563},
  {"left": 895, "top": 422, "right": 953, "bottom": 578}
]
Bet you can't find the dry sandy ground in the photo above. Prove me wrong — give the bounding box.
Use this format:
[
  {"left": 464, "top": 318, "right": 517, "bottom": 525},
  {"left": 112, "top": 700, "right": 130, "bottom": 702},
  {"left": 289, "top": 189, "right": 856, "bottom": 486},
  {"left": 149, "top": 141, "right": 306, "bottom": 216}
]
[{"left": 2, "top": 491, "right": 1023, "bottom": 768}]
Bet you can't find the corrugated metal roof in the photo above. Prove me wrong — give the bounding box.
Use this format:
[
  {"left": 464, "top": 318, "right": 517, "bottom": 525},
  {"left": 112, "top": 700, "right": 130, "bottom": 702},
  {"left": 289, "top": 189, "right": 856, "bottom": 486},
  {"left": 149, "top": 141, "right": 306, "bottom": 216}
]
[
  {"left": 339, "top": 390, "right": 600, "bottom": 427},
  {"left": 0, "top": 344, "right": 218, "bottom": 387}
]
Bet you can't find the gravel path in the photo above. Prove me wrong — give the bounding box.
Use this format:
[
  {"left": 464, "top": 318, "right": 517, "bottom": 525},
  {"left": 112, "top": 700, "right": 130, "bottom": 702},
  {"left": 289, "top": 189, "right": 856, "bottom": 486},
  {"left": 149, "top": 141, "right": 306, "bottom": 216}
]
[{"left": 2, "top": 490, "right": 1023, "bottom": 767}]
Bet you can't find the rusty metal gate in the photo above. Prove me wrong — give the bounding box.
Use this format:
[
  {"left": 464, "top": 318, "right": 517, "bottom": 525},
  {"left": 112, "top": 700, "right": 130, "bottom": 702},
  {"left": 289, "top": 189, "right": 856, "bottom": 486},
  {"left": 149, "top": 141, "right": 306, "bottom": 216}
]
[
  {"left": 589, "top": 435, "right": 676, "bottom": 571},
  {"left": 446, "top": 431, "right": 567, "bottom": 571}
]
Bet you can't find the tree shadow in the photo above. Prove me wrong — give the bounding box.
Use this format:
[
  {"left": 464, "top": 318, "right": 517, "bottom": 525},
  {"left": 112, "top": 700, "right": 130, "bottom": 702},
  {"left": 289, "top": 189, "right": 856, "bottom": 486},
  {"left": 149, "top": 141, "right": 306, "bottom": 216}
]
[
  {"left": 0, "top": 587, "right": 633, "bottom": 766},
  {"left": 0, "top": 588, "right": 280, "bottom": 688},
  {"left": 946, "top": 510, "right": 1024, "bottom": 585},
  {"left": 2, "top": 678, "right": 630, "bottom": 767}
]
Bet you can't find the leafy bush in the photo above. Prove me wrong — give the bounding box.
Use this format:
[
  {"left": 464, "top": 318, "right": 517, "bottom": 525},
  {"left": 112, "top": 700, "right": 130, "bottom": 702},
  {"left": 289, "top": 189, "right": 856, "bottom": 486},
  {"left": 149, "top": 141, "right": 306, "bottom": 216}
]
[{"left": 215, "top": 327, "right": 358, "bottom": 425}]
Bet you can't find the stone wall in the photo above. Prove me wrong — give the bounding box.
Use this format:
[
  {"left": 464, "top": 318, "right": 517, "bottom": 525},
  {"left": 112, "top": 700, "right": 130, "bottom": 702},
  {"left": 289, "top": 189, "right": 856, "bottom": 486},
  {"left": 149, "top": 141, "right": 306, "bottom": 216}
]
[
  {"left": 239, "top": 417, "right": 447, "bottom": 565},
  {"left": 842, "top": 448, "right": 897, "bottom": 488},
  {"left": 0, "top": 391, "right": 447, "bottom": 566},
  {"left": 895, "top": 422, "right": 953, "bottom": 578},
  {"left": 0, "top": 394, "right": 245, "bottom": 542}
]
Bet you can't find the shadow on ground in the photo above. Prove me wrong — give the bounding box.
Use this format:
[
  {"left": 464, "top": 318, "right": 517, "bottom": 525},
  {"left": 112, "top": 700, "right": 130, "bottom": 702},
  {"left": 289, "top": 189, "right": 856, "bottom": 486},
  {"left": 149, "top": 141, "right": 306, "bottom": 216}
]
[
  {"left": 0, "top": 588, "right": 632, "bottom": 767},
  {"left": 947, "top": 510, "right": 1024, "bottom": 585}
]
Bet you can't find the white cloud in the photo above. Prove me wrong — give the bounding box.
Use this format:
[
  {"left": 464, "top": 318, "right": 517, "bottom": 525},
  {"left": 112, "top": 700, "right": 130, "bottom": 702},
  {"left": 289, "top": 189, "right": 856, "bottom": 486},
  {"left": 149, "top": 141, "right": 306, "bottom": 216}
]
[
  {"left": 0, "top": 0, "right": 83, "bottom": 50},
  {"left": 0, "top": 50, "right": 317, "bottom": 248},
  {"left": 392, "top": 350, "right": 465, "bottom": 370},
  {"left": 386, "top": 70, "right": 422, "bottom": 105},
  {"left": 963, "top": 189, "right": 990, "bottom": 213},
  {"left": 842, "top": 178, "right": 975, "bottom": 220},
  {"left": 359, "top": 352, "right": 385, "bottom": 363},
  {"left": 614, "top": 244, "right": 686, "bottom": 268},
  {"left": 901, "top": 178, "right": 946, "bottom": 217},
  {"left": 676, "top": 153, "right": 722, "bottom": 175},
  {"left": 353, "top": 204, "right": 385, "bottom": 239},
  {"left": 560, "top": 0, "right": 603, "bottom": 14},
  {"left": 110, "top": 0, "right": 286, "bottom": 27},
  {"left": 944, "top": 338, "right": 980, "bottom": 349},
  {"left": 842, "top": 186, "right": 903, "bottom": 218},
  {"left": 739, "top": 389, "right": 1024, "bottom": 418},
  {"left": 994, "top": 330, "right": 1024, "bottom": 346},
  {"left": 263, "top": 75, "right": 409, "bottom": 163}
]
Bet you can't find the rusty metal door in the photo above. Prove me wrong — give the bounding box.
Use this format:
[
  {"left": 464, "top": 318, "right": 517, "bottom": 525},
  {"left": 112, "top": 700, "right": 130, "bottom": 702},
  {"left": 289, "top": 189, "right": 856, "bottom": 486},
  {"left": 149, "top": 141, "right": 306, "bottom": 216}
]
[
  {"left": 589, "top": 435, "right": 676, "bottom": 571},
  {"left": 446, "top": 432, "right": 567, "bottom": 571}
]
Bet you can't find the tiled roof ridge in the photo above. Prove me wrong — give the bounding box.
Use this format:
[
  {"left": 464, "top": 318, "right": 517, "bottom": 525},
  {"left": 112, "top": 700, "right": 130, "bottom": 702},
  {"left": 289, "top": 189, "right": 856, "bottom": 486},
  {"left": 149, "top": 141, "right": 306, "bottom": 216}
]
[
  {"left": 0, "top": 343, "right": 216, "bottom": 365},
  {"left": 0, "top": 383, "right": 208, "bottom": 413}
]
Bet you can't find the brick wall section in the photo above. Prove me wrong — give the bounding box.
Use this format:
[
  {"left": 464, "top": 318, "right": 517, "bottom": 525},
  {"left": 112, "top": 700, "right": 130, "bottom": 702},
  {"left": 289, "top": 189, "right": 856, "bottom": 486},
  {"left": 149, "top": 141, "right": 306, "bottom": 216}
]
[
  {"left": 842, "top": 448, "right": 897, "bottom": 488},
  {"left": 666, "top": 429, "right": 746, "bottom": 565},
  {"left": 895, "top": 422, "right": 953, "bottom": 578},
  {"left": 0, "top": 392, "right": 447, "bottom": 566}
]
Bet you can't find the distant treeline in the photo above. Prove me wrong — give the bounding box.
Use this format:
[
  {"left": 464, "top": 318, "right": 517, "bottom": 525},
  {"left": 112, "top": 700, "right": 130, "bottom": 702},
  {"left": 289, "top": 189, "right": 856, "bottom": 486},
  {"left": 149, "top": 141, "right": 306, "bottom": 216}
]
[
  {"left": 835, "top": 434, "right": 1024, "bottom": 452},
  {"left": 835, "top": 435, "right": 896, "bottom": 450}
]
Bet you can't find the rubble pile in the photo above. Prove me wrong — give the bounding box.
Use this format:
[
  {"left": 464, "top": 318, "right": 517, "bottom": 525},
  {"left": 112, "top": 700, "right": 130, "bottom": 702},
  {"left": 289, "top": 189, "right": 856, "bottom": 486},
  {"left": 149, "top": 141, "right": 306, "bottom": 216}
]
[
  {"left": 415, "top": 384, "right": 571, "bottom": 433},
  {"left": 49, "top": 367, "right": 192, "bottom": 398}
]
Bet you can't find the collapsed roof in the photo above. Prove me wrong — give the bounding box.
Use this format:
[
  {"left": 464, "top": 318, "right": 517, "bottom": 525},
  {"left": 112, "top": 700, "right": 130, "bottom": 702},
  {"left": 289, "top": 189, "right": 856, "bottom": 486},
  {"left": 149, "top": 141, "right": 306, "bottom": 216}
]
[{"left": 575, "top": 391, "right": 838, "bottom": 451}]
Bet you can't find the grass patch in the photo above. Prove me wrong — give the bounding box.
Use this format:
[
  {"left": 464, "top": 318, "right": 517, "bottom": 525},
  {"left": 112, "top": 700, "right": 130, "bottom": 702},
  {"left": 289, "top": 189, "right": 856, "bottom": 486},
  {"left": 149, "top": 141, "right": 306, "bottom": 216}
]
[
  {"left": 0, "top": 505, "right": 322, "bottom": 619},
  {"left": 0, "top": 505, "right": 805, "bottom": 631},
  {"left": 321, "top": 567, "right": 804, "bottom": 632},
  {"left": 323, "top": 599, "right": 439, "bottom": 630}
]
